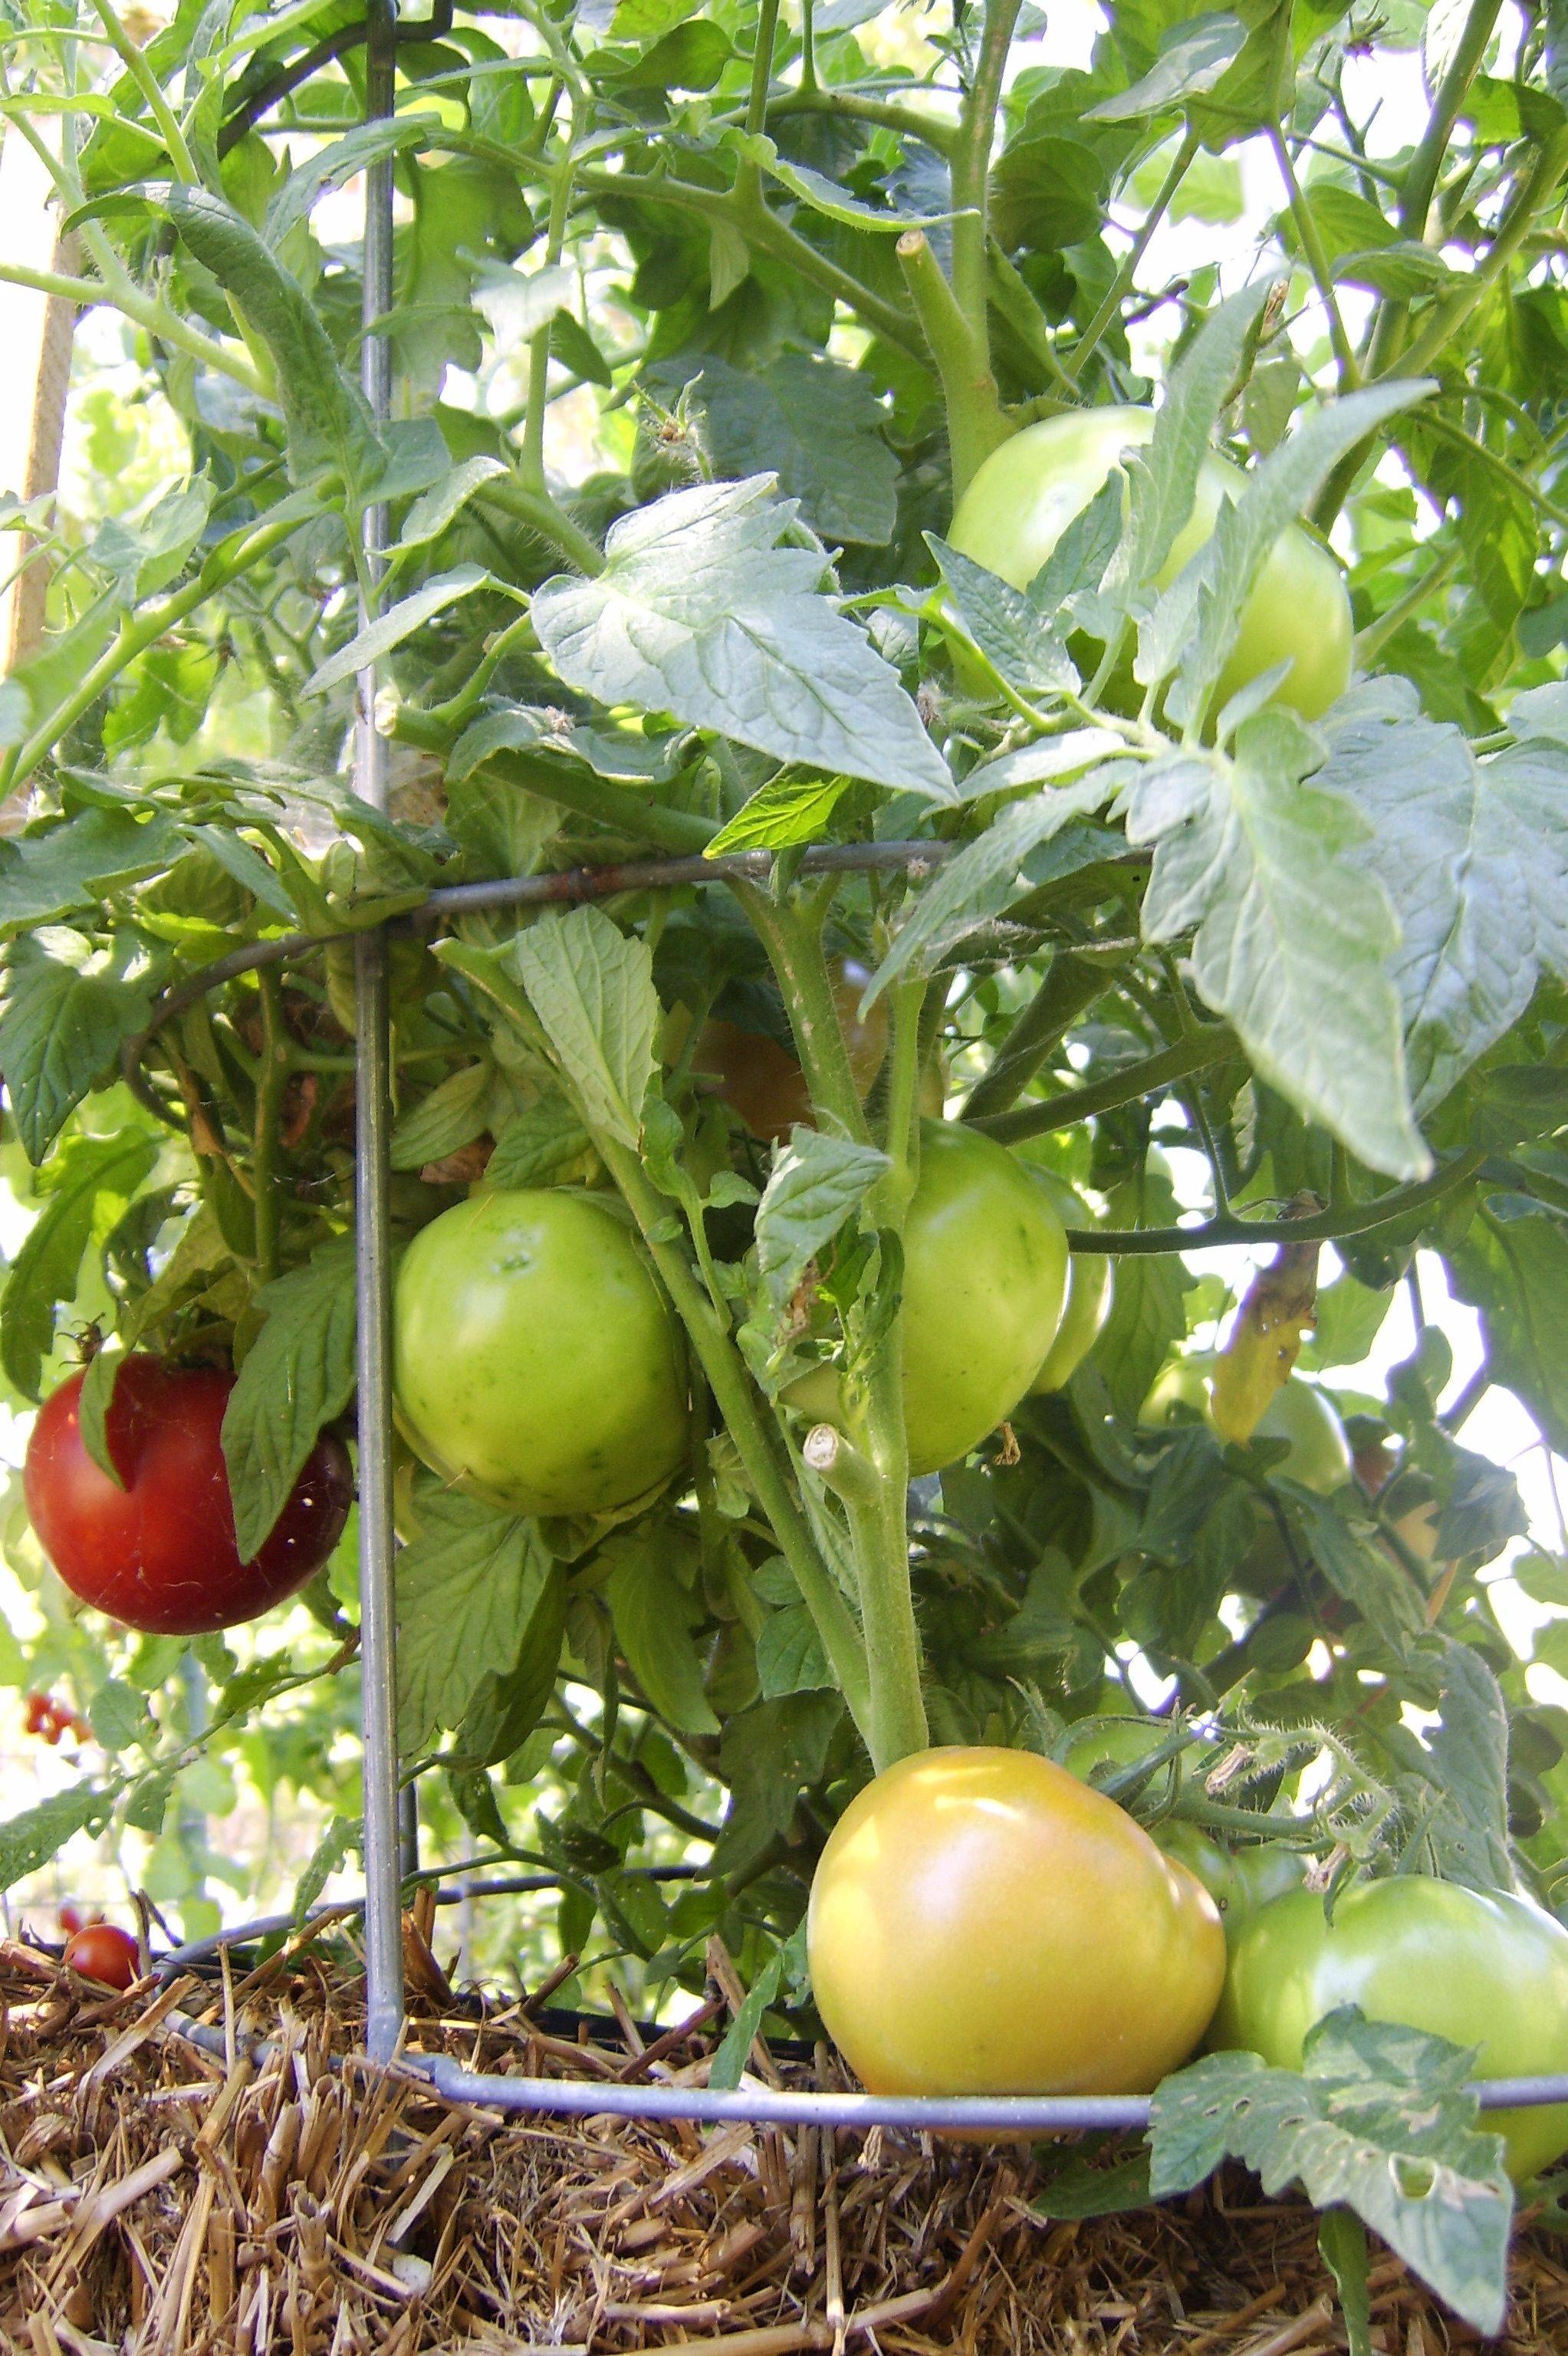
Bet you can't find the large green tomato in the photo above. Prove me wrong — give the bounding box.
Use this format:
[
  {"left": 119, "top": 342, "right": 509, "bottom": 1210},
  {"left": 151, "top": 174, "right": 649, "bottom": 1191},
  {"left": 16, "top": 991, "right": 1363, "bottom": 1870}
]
[
  {"left": 1025, "top": 1171, "right": 1114, "bottom": 1393},
  {"left": 808, "top": 1746, "right": 1225, "bottom": 2096},
  {"left": 1142, "top": 1358, "right": 1352, "bottom": 1496},
  {"left": 791, "top": 1121, "right": 1068, "bottom": 1475},
  {"left": 1212, "top": 1879, "right": 1568, "bottom": 2180},
  {"left": 393, "top": 1189, "right": 688, "bottom": 1518},
  {"left": 948, "top": 408, "right": 1352, "bottom": 722}
]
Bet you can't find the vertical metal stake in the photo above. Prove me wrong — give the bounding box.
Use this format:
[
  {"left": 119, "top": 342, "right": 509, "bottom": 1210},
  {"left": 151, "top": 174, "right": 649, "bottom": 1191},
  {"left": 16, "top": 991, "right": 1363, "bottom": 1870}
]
[{"left": 355, "top": 0, "right": 405, "bottom": 2068}]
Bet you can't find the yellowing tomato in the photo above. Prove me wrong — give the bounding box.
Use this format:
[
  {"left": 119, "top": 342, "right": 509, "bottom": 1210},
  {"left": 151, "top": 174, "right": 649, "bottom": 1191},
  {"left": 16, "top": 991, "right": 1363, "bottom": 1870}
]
[
  {"left": 948, "top": 407, "right": 1352, "bottom": 722},
  {"left": 808, "top": 1746, "right": 1226, "bottom": 2097},
  {"left": 393, "top": 1189, "right": 688, "bottom": 1518}
]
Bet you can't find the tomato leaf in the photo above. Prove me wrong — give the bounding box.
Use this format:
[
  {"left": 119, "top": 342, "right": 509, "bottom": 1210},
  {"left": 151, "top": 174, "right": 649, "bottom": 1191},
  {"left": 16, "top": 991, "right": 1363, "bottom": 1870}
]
[
  {"left": 865, "top": 770, "right": 1123, "bottom": 1008},
  {"left": 714, "top": 1692, "right": 843, "bottom": 1872},
  {"left": 929, "top": 536, "right": 1078, "bottom": 696},
  {"left": 292, "top": 1812, "right": 360, "bottom": 1930},
  {"left": 1414, "top": 1638, "right": 1517, "bottom": 1894},
  {"left": 0, "top": 929, "right": 158, "bottom": 1165},
  {"left": 302, "top": 566, "right": 489, "bottom": 699},
  {"left": 0, "top": 1130, "right": 159, "bottom": 1400},
  {"left": 77, "top": 1341, "right": 126, "bottom": 1489},
  {"left": 755, "top": 1600, "right": 833, "bottom": 1697},
  {"left": 754, "top": 1129, "right": 890, "bottom": 1310},
  {"left": 395, "top": 1489, "right": 556, "bottom": 1750},
  {"left": 166, "top": 186, "right": 386, "bottom": 502},
  {"left": 485, "top": 1097, "right": 594, "bottom": 1189},
  {"left": 1150, "top": 2010, "right": 1512, "bottom": 2337},
  {"left": 221, "top": 1242, "right": 357, "bottom": 1561},
  {"left": 389, "top": 1061, "right": 495, "bottom": 1173},
  {"left": 0, "top": 808, "right": 181, "bottom": 938},
  {"left": 508, "top": 906, "right": 662, "bottom": 1151},
  {"left": 1126, "top": 715, "right": 1429, "bottom": 1181},
  {"left": 666, "top": 354, "right": 899, "bottom": 546},
  {"left": 533, "top": 478, "right": 955, "bottom": 801},
  {"left": 1155, "top": 379, "right": 1431, "bottom": 731},
  {"left": 704, "top": 773, "right": 855, "bottom": 856},
  {"left": 0, "top": 1781, "right": 114, "bottom": 1890},
  {"left": 1450, "top": 1209, "right": 1568, "bottom": 1456},
  {"left": 1112, "top": 281, "right": 1275, "bottom": 599},
  {"left": 603, "top": 1526, "right": 720, "bottom": 1736},
  {"left": 711, "top": 1921, "right": 807, "bottom": 2090},
  {"left": 1313, "top": 681, "right": 1568, "bottom": 1114}
]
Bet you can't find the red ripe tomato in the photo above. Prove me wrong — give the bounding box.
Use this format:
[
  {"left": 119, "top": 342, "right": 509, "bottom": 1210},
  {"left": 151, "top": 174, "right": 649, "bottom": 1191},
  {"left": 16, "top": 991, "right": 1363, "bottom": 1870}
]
[
  {"left": 58, "top": 1903, "right": 98, "bottom": 1936},
  {"left": 63, "top": 1921, "right": 140, "bottom": 1990},
  {"left": 25, "top": 1357, "right": 353, "bottom": 1636}
]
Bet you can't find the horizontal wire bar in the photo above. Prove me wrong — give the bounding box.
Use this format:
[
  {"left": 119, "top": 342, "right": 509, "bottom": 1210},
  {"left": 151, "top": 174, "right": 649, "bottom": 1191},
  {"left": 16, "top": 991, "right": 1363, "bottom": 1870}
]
[
  {"left": 150, "top": 1864, "right": 707, "bottom": 1976},
  {"left": 150, "top": 2001, "right": 1568, "bottom": 2134}
]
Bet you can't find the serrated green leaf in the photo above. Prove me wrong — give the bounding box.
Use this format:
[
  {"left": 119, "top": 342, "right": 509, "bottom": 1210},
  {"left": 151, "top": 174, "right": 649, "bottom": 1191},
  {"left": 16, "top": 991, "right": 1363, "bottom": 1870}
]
[
  {"left": 389, "top": 1061, "right": 494, "bottom": 1173},
  {"left": 1150, "top": 2011, "right": 1511, "bottom": 2336},
  {"left": 0, "top": 929, "right": 158, "bottom": 1165},
  {"left": 221, "top": 1242, "right": 357, "bottom": 1559},
  {"left": 754, "top": 1130, "right": 890, "bottom": 1309},
  {"left": 304, "top": 566, "right": 488, "bottom": 697},
  {"left": 485, "top": 1097, "right": 594, "bottom": 1189},
  {"left": 0, "top": 808, "right": 181, "bottom": 936},
  {"left": 533, "top": 478, "right": 955, "bottom": 801},
  {"left": 509, "top": 906, "right": 661, "bottom": 1150},
  {"left": 0, "top": 1782, "right": 113, "bottom": 1889},
  {"left": 1127, "top": 716, "right": 1429, "bottom": 1180},
  {"left": 1, "top": 1130, "right": 159, "bottom": 1400},
  {"left": 866, "top": 772, "right": 1120, "bottom": 1007},
  {"left": 704, "top": 773, "right": 853, "bottom": 856},
  {"left": 396, "top": 1489, "right": 555, "bottom": 1750},
  {"left": 603, "top": 1526, "right": 719, "bottom": 1736},
  {"left": 399, "top": 456, "right": 510, "bottom": 550}
]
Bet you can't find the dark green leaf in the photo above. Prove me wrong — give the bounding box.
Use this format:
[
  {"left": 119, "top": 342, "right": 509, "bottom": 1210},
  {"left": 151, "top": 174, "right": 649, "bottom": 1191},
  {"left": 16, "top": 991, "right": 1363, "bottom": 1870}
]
[
  {"left": 221, "top": 1242, "right": 357, "bottom": 1559},
  {"left": 0, "top": 930, "right": 157, "bottom": 1165}
]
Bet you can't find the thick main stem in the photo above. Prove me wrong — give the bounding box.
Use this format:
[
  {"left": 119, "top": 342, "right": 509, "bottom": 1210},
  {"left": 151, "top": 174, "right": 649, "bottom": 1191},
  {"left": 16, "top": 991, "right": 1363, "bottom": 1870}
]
[{"left": 897, "top": 232, "right": 1010, "bottom": 494}]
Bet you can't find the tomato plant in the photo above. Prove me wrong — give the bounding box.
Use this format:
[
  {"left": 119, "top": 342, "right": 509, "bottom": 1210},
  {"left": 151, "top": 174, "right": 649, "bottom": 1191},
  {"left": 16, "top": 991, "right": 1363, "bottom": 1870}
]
[
  {"left": 0, "top": 0, "right": 1564, "bottom": 2289},
  {"left": 62, "top": 1921, "right": 140, "bottom": 1991},
  {"left": 808, "top": 1747, "right": 1224, "bottom": 2095},
  {"left": 1213, "top": 1881, "right": 1568, "bottom": 2180},
  {"left": 25, "top": 1358, "right": 352, "bottom": 1635}
]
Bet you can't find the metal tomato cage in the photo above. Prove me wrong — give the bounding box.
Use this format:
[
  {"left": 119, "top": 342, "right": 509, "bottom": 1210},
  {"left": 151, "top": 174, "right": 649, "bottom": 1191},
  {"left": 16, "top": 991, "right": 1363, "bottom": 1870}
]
[{"left": 153, "top": 0, "right": 1568, "bottom": 2149}]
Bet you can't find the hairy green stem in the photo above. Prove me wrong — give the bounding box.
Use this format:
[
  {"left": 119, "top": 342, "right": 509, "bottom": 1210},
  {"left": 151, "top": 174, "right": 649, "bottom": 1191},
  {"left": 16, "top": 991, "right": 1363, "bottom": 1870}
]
[
  {"left": 1351, "top": 543, "right": 1461, "bottom": 665},
  {"left": 737, "top": 0, "right": 784, "bottom": 206},
  {"left": 0, "top": 261, "right": 265, "bottom": 396},
  {"left": 974, "top": 1028, "right": 1238, "bottom": 1145},
  {"left": 768, "top": 87, "right": 957, "bottom": 156},
  {"left": 1072, "top": 1147, "right": 1485, "bottom": 1255},
  {"left": 1271, "top": 126, "right": 1360, "bottom": 390},
  {"left": 897, "top": 229, "right": 1010, "bottom": 493},
  {"left": 962, "top": 951, "right": 1115, "bottom": 1122},
  {"left": 474, "top": 475, "right": 605, "bottom": 577},
  {"left": 729, "top": 881, "right": 868, "bottom": 1139},
  {"left": 4, "top": 508, "right": 302, "bottom": 791},
  {"left": 949, "top": 0, "right": 1023, "bottom": 352},
  {"left": 1065, "top": 129, "right": 1198, "bottom": 387},
  {"left": 90, "top": 0, "right": 199, "bottom": 181}
]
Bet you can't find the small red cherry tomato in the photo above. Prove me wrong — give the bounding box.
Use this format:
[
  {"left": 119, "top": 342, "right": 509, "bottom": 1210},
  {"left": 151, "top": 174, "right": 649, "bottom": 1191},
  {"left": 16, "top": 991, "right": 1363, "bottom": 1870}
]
[{"left": 63, "top": 1922, "right": 140, "bottom": 1990}]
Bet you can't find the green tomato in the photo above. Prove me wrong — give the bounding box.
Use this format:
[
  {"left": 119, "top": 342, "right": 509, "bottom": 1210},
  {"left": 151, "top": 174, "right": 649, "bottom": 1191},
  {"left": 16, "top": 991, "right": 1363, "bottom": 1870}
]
[
  {"left": 1024, "top": 1170, "right": 1114, "bottom": 1393},
  {"left": 393, "top": 1188, "right": 688, "bottom": 1518},
  {"left": 1211, "top": 1878, "right": 1568, "bottom": 2180},
  {"left": 1159, "top": 1825, "right": 1307, "bottom": 1932},
  {"left": 1142, "top": 1358, "right": 1352, "bottom": 1496},
  {"left": 948, "top": 407, "right": 1352, "bottom": 722},
  {"left": 791, "top": 1121, "right": 1067, "bottom": 1476}
]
